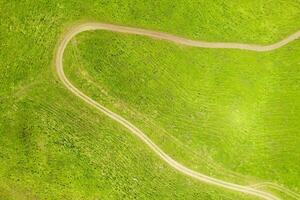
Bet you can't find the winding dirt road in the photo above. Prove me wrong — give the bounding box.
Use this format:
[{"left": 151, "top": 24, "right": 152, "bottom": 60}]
[{"left": 55, "top": 22, "right": 300, "bottom": 200}]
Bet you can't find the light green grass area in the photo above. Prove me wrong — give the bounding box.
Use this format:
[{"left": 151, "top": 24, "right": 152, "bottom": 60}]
[
  {"left": 63, "top": 30, "right": 300, "bottom": 199},
  {"left": 1, "top": 80, "right": 255, "bottom": 200},
  {"left": 1, "top": 0, "right": 300, "bottom": 199}
]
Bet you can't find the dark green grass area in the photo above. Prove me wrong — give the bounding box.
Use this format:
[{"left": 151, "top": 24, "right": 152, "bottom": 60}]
[
  {"left": 63, "top": 31, "right": 300, "bottom": 197},
  {"left": 1, "top": 0, "right": 300, "bottom": 199}
]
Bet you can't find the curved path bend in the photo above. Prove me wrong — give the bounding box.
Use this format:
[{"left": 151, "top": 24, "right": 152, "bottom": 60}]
[{"left": 55, "top": 22, "right": 300, "bottom": 200}]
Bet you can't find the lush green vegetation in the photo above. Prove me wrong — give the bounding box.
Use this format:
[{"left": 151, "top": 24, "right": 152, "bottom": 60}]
[
  {"left": 1, "top": 0, "right": 299, "bottom": 199},
  {"left": 2, "top": 79, "right": 256, "bottom": 200},
  {"left": 63, "top": 30, "right": 300, "bottom": 199}
]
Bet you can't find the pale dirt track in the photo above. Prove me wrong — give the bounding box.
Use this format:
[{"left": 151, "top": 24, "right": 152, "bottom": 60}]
[{"left": 55, "top": 22, "right": 300, "bottom": 200}]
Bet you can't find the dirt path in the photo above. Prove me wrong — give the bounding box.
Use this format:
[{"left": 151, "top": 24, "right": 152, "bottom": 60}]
[
  {"left": 251, "top": 182, "right": 300, "bottom": 200},
  {"left": 55, "top": 22, "right": 300, "bottom": 200}
]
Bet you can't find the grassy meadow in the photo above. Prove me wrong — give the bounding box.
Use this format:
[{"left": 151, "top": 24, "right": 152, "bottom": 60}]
[
  {"left": 1, "top": 0, "right": 300, "bottom": 199},
  {"left": 63, "top": 31, "right": 300, "bottom": 199}
]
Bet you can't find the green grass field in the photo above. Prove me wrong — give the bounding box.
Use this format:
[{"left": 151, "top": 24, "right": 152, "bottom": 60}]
[
  {"left": 63, "top": 30, "right": 300, "bottom": 199},
  {"left": 1, "top": 0, "right": 300, "bottom": 199}
]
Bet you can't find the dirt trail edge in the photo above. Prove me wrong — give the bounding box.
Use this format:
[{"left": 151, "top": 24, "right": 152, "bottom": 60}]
[{"left": 55, "top": 22, "right": 300, "bottom": 200}]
